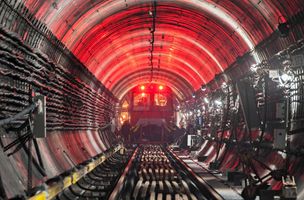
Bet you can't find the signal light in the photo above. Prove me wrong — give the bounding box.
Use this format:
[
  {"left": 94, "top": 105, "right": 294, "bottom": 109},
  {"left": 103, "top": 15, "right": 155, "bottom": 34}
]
[
  {"left": 140, "top": 85, "right": 145, "bottom": 91},
  {"left": 159, "top": 85, "right": 164, "bottom": 90}
]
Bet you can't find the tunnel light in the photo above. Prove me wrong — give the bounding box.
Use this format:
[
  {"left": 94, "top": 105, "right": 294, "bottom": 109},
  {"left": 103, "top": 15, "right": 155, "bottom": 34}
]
[
  {"left": 203, "top": 97, "right": 209, "bottom": 104},
  {"left": 269, "top": 164, "right": 277, "bottom": 170},
  {"left": 221, "top": 82, "right": 227, "bottom": 89},
  {"left": 215, "top": 99, "right": 222, "bottom": 106},
  {"left": 192, "top": 93, "right": 196, "bottom": 98},
  {"left": 159, "top": 85, "right": 164, "bottom": 90},
  {"left": 280, "top": 73, "right": 291, "bottom": 83},
  {"left": 278, "top": 151, "right": 287, "bottom": 159},
  {"left": 141, "top": 93, "right": 146, "bottom": 97},
  {"left": 250, "top": 64, "right": 258, "bottom": 72},
  {"left": 278, "top": 72, "right": 294, "bottom": 89},
  {"left": 221, "top": 82, "right": 228, "bottom": 93},
  {"left": 140, "top": 85, "right": 145, "bottom": 90},
  {"left": 201, "top": 85, "right": 207, "bottom": 91}
]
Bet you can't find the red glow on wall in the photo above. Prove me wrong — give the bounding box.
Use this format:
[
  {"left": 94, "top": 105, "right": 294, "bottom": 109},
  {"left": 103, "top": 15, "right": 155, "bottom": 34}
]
[{"left": 22, "top": 0, "right": 303, "bottom": 99}]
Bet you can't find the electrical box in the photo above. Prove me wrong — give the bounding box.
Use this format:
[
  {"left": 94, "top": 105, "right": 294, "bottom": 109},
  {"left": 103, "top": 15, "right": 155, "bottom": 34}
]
[
  {"left": 237, "top": 81, "right": 260, "bottom": 129},
  {"left": 187, "top": 135, "right": 199, "bottom": 147},
  {"left": 276, "top": 103, "right": 285, "bottom": 119},
  {"left": 227, "top": 171, "right": 246, "bottom": 186},
  {"left": 33, "top": 95, "right": 46, "bottom": 138},
  {"left": 273, "top": 129, "right": 286, "bottom": 150},
  {"left": 291, "top": 54, "right": 304, "bottom": 68},
  {"left": 269, "top": 70, "right": 280, "bottom": 79}
]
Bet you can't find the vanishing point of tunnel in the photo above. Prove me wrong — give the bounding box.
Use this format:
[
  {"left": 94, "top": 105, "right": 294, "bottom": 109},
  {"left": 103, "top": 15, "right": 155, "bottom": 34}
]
[{"left": 0, "top": 0, "right": 304, "bottom": 200}]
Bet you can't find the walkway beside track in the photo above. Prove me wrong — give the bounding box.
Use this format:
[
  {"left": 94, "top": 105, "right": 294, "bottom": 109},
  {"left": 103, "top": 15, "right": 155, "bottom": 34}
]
[{"left": 171, "top": 150, "right": 243, "bottom": 200}]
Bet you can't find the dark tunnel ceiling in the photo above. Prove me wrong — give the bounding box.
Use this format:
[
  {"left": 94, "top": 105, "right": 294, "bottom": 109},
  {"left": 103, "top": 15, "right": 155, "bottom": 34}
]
[{"left": 23, "top": 0, "right": 302, "bottom": 100}]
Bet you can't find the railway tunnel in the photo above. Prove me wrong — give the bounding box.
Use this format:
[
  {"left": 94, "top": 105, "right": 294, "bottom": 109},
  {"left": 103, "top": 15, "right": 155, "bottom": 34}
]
[{"left": 0, "top": 0, "right": 304, "bottom": 199}]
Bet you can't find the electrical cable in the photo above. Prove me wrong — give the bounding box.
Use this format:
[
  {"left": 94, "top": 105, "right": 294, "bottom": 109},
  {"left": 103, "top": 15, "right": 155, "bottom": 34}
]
[
  {"left": 0, "top": 102, "right": 37, "bottom": 126},
  {"left": 33, "top": 138, "right": 44, "bottom": 170},
  {"left": 256, "top": 76, "right": 268, "bottom": 155}
]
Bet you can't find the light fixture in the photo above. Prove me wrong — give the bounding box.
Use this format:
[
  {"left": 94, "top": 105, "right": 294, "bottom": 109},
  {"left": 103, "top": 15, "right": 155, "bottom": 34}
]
[
  {"left": 140, "top": 85, "right": 145, "bottom": 90},
  {"left": 221, "top": 82, "right": 228, "bottom": 93},
  {"left": 159, "top": 85, "right": 164, "bottom": 90},
  {"left": 215, "top": 99, "right": 222, "bottom": 106},
  {"left": 201, "top": 85, "right": 207, "bottom": 91},
  {"left": 280, "top": 73, "right": 291, "bottom": 83},
  {"left": 192, "top": 93, "right": 196, "bottom": 98},
  {"left": 221, "top": 82, "right": 227, "bottom": 88},
  {"left": 250, "top": 64, "right": 258, "bottom": 72},
  {"left": 204, "top": 97, "right": 209, "bottom": 104}
]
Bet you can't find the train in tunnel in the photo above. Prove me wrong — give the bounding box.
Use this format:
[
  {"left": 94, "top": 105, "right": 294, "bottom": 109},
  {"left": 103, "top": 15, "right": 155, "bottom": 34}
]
[
  {"left": 0, "top": 0, "right": 304, "bottom": 200},
  {"left": 119, "top": 83, "right": 176, "bottom": 144}
]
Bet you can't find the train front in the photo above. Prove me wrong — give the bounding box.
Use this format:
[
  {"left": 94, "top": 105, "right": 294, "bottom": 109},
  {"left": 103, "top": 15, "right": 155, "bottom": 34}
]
[{"left": 118, "top": 84, "right": 181, "bottom": 144}]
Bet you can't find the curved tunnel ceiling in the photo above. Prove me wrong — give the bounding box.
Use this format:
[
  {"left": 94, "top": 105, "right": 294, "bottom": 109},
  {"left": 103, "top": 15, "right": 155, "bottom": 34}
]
[{"left": 24, "top": 0, "right": 303, "bottom": 100}]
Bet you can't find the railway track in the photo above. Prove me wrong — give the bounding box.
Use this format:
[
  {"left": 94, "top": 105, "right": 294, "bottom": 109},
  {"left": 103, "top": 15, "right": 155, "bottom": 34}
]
[
  {"left": 52, "top": 145, "right": 221, "bottom": 200},
  {"left": 55, "top": 149, "right": 133, "bottom": 200},
  {"left": 116, "top": 145, "right": 208, "bottom": 200}
]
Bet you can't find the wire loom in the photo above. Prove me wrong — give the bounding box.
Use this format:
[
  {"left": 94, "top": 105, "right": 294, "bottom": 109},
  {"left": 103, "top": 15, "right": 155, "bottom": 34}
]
[{"left": 0, "top": 27, "right": 116, "bottom": 132}]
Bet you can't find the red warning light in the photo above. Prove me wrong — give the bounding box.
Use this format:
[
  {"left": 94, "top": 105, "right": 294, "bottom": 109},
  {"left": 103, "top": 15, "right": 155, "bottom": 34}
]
[
  {"left": 159, "top": 85, "right": 164, "bottom": 90},
  {"left": 140, "top": 85, "right": 145, "bottom": 90}
]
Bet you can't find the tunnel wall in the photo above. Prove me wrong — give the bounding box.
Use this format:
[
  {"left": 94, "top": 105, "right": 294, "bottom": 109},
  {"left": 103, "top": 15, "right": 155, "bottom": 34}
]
[
  {"left": 0, "top": 1, "right": 118, "bottom": 198},
  {"left": 0, "top": 0, "right": 303, "bottom": 199},
  {"left": 186, "top": 17, "right": 304, "bottom": 199}
]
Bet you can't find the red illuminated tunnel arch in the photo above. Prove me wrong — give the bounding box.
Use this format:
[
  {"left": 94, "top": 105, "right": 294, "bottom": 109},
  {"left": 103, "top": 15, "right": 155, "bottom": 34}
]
[
  {"left": 66, "top": 4, "right": 249, "bottom": 98},
  {"left": 111, "top": 69, "right": 194, "bottom": 100},
  {"left": 24, "top": 0, "right": 302, "bottom": 99},
  {"left": 104, "top": 58, "right": 202, "bottom": 90}
]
